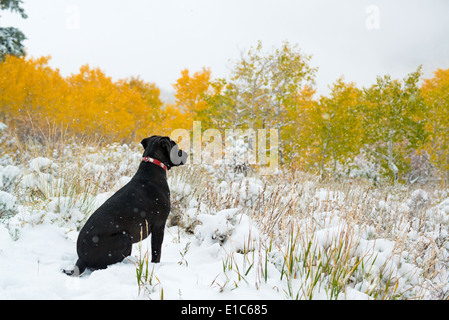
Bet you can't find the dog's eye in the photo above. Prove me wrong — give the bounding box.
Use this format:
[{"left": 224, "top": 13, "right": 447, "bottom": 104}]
[{"left": 178, "top": 150, "right": 183, "bottom": 157}]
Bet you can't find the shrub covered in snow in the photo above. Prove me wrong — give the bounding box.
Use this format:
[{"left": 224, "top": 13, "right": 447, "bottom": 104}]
[
  {"left": 0, "top": 190, "right": 17, "bottom": 220},
  {"left": 0, "top": 165, "right": 21, "bottom": 193}
]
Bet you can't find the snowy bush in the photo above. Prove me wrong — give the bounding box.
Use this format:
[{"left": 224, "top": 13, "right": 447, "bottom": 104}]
[
  {"left": 202, "top": 134, "right": 255, "bottom": 182},
  {"left": 0, "top": 190, "right": 18, "bottom": 220},
  {"left": 333, "top": 150, "right": 381, "bottom": 182},
  {"left": 0, "top": 165, "right": 21, "bottom": 193}
]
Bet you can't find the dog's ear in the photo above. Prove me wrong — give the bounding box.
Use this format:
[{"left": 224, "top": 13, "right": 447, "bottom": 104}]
[
  {"left": 141, "top": 137, "right": 150, "bottom": 149},
  {"left": 160, "top": 137, "right": 172, "bottom": 156}
]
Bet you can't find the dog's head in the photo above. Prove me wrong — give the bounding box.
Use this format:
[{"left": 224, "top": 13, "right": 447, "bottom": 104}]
[{"left": 141, "top": 136, "right": 188, "bottom": 170}]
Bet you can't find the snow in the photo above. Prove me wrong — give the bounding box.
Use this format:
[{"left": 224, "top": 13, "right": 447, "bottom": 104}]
[
  {"left": 0, "top": 211, "right": 280, "bottom": 300},
  {"left": 0, "top": 142, "right": 448, "bottom": 300}
]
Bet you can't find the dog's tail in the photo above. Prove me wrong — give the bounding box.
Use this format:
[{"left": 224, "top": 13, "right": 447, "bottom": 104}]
[{"left": 63, "top": 259, "right": 87, "bottom": 276}]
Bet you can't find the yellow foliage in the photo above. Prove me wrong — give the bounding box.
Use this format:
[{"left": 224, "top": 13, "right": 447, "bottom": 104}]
[
  {"left": 172, "top": 67, "right": 212, "bottom": 123},
  {"left": 422, "top": 68, "right": 449, "bottom": 179},
  {"left": 159, "top": 103, "right": 191, "bottom": 135},
  {"left": 0, "top": 55, "right": 68, "bottom": 136},
  {"left": 0, "top": 55, "right": 165, "bottom": 143},
  {"left": 283, "top": 84, "right": 317, "bottom": 168}
]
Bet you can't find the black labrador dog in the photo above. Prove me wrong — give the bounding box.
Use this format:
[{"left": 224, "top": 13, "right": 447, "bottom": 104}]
[{"left": 64, "top": 136, "right": 188, "bottom": 276}]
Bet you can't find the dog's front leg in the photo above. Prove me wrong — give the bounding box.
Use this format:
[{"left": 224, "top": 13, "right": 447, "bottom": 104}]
[{"left": 151, "top": 226, "right": 165, "bottom": 263}]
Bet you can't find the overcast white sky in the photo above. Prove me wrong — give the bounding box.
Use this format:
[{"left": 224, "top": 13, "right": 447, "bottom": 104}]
[{"left": 2, "top": 0, "right": 449, "bottom": 95}]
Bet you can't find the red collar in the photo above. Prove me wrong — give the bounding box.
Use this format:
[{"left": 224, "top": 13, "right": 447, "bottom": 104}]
[{"left": 142, "top": 156, "right": 168, "bottom": 171}]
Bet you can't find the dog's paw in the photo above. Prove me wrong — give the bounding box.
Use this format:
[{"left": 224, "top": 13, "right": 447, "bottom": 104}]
[
  {"left": 62, "top": 267, "right": 84, "bottom": 277},
  {"left": 62, "top": 268, "right": 75, "bottom": 276}
]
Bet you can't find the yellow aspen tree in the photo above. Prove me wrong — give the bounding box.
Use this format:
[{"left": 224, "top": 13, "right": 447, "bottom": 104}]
[
  {"left": 172, "top": 67, "right": 212, "bottom": 123},
  {"left": 422, "top": 68, "right": 449, "bottom": 182}
]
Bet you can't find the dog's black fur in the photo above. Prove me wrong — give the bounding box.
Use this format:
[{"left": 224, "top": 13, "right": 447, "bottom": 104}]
[{"left": 63, "top": 136, "right": 188, "bottom": 276}]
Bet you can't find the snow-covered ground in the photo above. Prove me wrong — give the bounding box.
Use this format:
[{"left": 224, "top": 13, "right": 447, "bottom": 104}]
[
  {"left": 1, "top": 130, "right": 449, "bottom": 300},
  {"left": 0, "top": 211, "right": 283, "bottom": 300}
]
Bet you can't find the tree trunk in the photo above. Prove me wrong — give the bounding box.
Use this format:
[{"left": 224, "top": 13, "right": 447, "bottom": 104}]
[{"left": 387, "top": 129, "right": 398, "bottom": 180}]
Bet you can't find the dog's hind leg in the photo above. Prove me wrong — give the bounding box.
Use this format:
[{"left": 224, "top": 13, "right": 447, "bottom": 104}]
[
  {"left": 97, "top": 233, "right": 133, "bottom": 268},
  {"left": 67, "top": 233, "right": 133, "bottom": 273}
]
